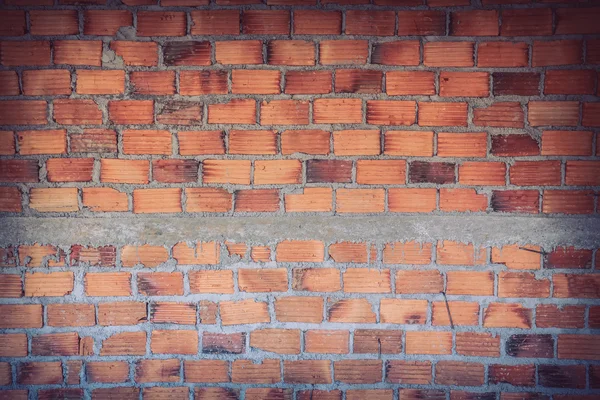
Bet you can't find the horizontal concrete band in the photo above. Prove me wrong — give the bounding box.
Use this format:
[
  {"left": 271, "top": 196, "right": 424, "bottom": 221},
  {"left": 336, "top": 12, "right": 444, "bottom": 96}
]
[{"left": 1, "top": 215, "right": 599, "bottom": 248}]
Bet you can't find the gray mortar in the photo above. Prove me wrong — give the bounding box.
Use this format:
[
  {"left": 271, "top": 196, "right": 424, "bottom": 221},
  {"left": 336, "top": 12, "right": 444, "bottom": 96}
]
[{"left": 1, "top": 215, "right": 600, "bottom": 247}]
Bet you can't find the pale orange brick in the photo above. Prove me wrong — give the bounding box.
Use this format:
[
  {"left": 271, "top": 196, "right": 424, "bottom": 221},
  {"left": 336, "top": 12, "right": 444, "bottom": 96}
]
[
  {"left": 328, "top": 298, "right": 376, "bottom": 323},
  {"left": 17, "top": 130, "right": 66, "bottom": 155},
  {"left": 220, "top": 299, "right": 270, "bottom": 325},
  {"left": 483, "top": 303, "right": 532, "bottom": 328},
  {"left": 229, "top": 130, "right": 277, "bottom": 155},
  {"left": 83, "top": 188, "right": 128, "bottom": 212},
  {"left": 184, "top": 360, "right": 229, "bottom": 383},
  {"left": 406, "top": 331, "right": 452, "bottom": 354},
  {"left": 275, "top": 296, "right": 324, "bottom": 323},
  {"left": 172, "top": 241, "right": 219, "bottom": 265},
  {"left": 440, "top": 188, "right": 487, "bottom": 212},
  {"left": 239, "top": 268, "right": 288, "bottom": 292},
  {"left": 85, "top": 272, "right": 131, "bottom": 297},
  {"left": 208, "top": 99, "right": 256, "bottom": 124},
  {"left": 251, "top": 329, "right": 300, "bottom": 354},
  {"left": 110, "top": 41, "right": 158, "bottom": 66},
  {"left": 285, "top": 188, "right": 332, "bottom": 212},
  {"left": 396, "top": 270, "right": 443, "bottom": 294},
  {"left": 29, "top": 188, "right": 78, "bottom": 212},
  {"left": 101, "top": 331, "right": 146, "bottom": 355},
  {"left": 292, "top": 268, "right": 341, "bottom": 292},
  {"left": 251, "top": 246, "right": 270, "bottom": 262},
  {"left": 25, "top": 271, "right": 73, "bottom": 297},
  {"left": 432, "top": 301, "right": 479, "bottom": 326},
  {"left": 437, "top": 132, "right": 487, "bottom": 157},
  {"left": 329, "top": 242, "right": 368, "bottom": 263},
  {"left": 388, "top": 188, "right": 437, "bottom": 213},
  {"left": 343, "top": 269, "right": 391, "bottom": 293},
  {"left": 76, "top": 70, "right": 125, "bottom": 95},
  {"left": 384, "top": 131, "right": 434, "bottom": 156},
  {"left": 151, "top": 330, "right": 198, "bottom": 355},
  {"left": 98, "top": 302, "right": 146, "bottom": 326},
  {"left": 133, "top": 188, "right": 182, "bottom": 214},
  {"left": 313, "top": 99, "right": 363, "bottom": 124},
  {"left": 185, "top": 188, "right": 232, "bottom": 213},
  {"left": 203, "top": 160, "right": 251, "bottom": 185},
  {"left": 380, "top": 299, "right": 428, "bottom": 324},
  {"left": 100, "top": 159, "right": 149, "bottom": 184},
  {"left": 47, "top": 304, "right": 95, "bottom": 327},
  {"left": 122, "top": 130, "right": 171, "bottom": 155},
  {"left": 276, "top": 240, "right": 324, "bottom": 262},
  {"left": 305, "top": 330, "right": 349, "bottom": 354},
  {"left": 336, "top": 189, "right": 385, "bottom": 213},
  {"left": 135, "top": 359, "right": 181, "bottom": 383},
  {"left": 382, "top": 241, "right": 432, "bottom": 265},
  {"left": 261, "top": 99, "right": 310, "bottom": 125},
  {"left": 447, "top": 271, "right": 494, "bottom": 296},
  {"left": 492, "top": 244, "right": 541, "bottom": 270},
  {"left": 231, "top": 359, "right": 280, "bottom": 384},
  {"left": 189, "top": 270, "right": 234, "bottom": 294},
  {"left": 334, "top": 130, "right": 380, "bottom": 155},
  {"left": 178, "top": 131, "right": 225, "bottom": 155}
]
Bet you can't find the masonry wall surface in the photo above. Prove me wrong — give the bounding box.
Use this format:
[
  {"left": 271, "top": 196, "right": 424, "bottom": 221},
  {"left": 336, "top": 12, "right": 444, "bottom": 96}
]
[{"left": 0, "top": 0, "right": 599, "bottom": 398}]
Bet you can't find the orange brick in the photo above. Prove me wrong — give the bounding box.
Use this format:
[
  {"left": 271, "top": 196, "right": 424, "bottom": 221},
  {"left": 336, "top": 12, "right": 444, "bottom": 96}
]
[
  {"left": 328, "top": 298, "right": 375, "bottom": 323},
  {"left": 133, "top": 188, "right": 181, "bottom": 214},
  {"left": 386, "top": 361, "right": 432, "bottom": 384},
  {"left": 533, "top": 39, "right": 583, "bottom": 67},
  {"left": 483, "top": 303, "right": 532, "bottom": 328},
  {"left": 178, "top": 131, "right": 225, "bottom": 155},
  {"left": 432, "top": 301, "right": 479, "bottom": 326},
  {"left": 231, "top": 359, "right": 280, "bottom": 384},
  {"left": 437, "top": 132, "right": 487, "bottom": 157},
  {"left": 1, "top": 41, "right": 50, "bottom": 66},
  {"left": 137, "top": 11, "right": 186, "bottom": 36},
  {"left": 215, "top": 40, "right": 262, "bottom": 65},
  {"left": 29, "top": 188, "right": 79, "bottom": 212},
  {"left": 54, "top": 99, "right": 101, "bottom": 125},
  {"left": 122, "top": 130, "right": 171, "bottom": 155},
  {"left": 242, "top": 10, "right": 289, "bottom": 34},
  {"left": 135, "top": 359, "right": 180, "bottom": 383},
  {"left": 314, "top": 99, "right": 362, "bottom": 124},
  {"left": 17, "top": 130, "right": 66, "bottom": 155},
  {"left": 542, "top": 190, "right": 594, "bottom": 215},
  {"left": 71, "top": 129, "right": 117, "bottom": 153},
  {"left": 304, "top": 332, "right": 348, "bottom": 358},
  {"left": 292, "top": 268, "right": 340, "bottom": 292},
  {"left": 228, "top": 130, "right": 276, "bottom": 155},
  {"left": 231, "top": 69, "right": 280, "bottom": 94},
  {"left": 25, "top": 271, "right": 73, "bottom": 297},
  {"left": 372, "top": 41, "right": 420, "bottom": 66},
  {"left": 436, "top": 361, "right": 485, "bottom": 386},
  {"left": 110, "top": 41, "right": 158, "bottom": 66},
  {"left": 285, "top": 70, "right": 332, "bottom": 95},
  {"left": 235, "top": 189, "right": 279, "bottom": 212},
  {"left": 0, "top": 304, "right": 42, "bottom": 328},
  {"left": 220, "top": 299, "right": 270, "bottom": 325},
  {"left": 254, "top": 160, "right": 301, "bottom": 185},
  {"left": 151, "top": 302, "right": 196, "bottom": 325},
  {"left": 285, "top": 188, "right": 332, "bottom": 212},
  {"left": 137, "top": 272, "right": 183, "bottom": 296},
  {"left": 383, "top": 241, "right": 432, "bottom": 265},
  {"left": 542, "top": 131, "right": 593, "bottom": 156},
  {"left": 366, "top": 100, "right": 416, "bottom": 125},
  {"left": 440, "top": 188, "right": 487, "bottom": 212},
  {"left": 528, "top": 101, "right": 580, "bottom": 127},
  {"left": 268, "top": 40, "right": 315, "bottom": 65},
  {"left": 184, "top": 360, "right": 229, "bottom": 383},
  {"left": 384, "top": 131, "right": 434, "bottom": 156},
  {"left": 424, "top": 42, "right": 474, "bottom": 67},
  {"left": 397, "top": 10, "right": 444, "bottom": 35},
  {"left": 478, "top": 41, "right": 529, "bottom": 67},
  {"left": 151, "top": 330, "right": 197, "bottom": 355},
  {"left": 558, "top": 334, "right": 600, "bottom": 360},
  {"left": 498, "top": 271, "right": 550, "bottom": 298},
  {"left": 251, "top": 329, "right": 300, "bottom": 354},
  {"left": 451, "top": 10, "right": 498, "bottom": 36},
  {"left": 202, "top": 159, "right": 250, "bottom": 185},
  {"left": 437, "top": 241, "right": 486, "bottom": 265},
  {"left": 406, "top": 331, "right": 452, "bottom": 355},
  {"left": 293, "top": 10, "right": 341, "bottom": 34},
  {"left": 83, "top": 10, "right": 132, "bottom": 35},
  {"left": 0, "top": 100, "right": 47, "bottom": 125},
  {"left": 418, "top": 102, "right": 468, "bottom": 126},
  {"left": 275, "top": 296, "right": 323, "bottom": 323},
  {"left": 130, "top": 71, "right": 176, "bottom": 95},
  {"left": 459, "top": 161, "right": 506, "bottom": 185},
  {"left": 389, "top": 188, "right": 437, "bottom": 213},
  {"left": 440, "top": 72, "right": 489, "bottom": 97},
  {"left": 343, "top": 269, "right": 391, "bottom": 293},
  {"left": 333, "top": 130, "right": 380, "bottom": 155},
  {"left": 120, "top": 245, "right": 168, "bottom": 268},
  {"left": 329, "top": 242, "right": 368, "bottom": 263},
  {"left": 0, "top": 274, "right": 22, "bottom": 298},
  {"left": 280, "top": 130, "right": 329, "bottom": 155},
  {"left": 54, "top": 40, "right": 101, "bottom": 66},
  {"left": 190, "top": 10, "right": 239, "bottom": 35},
  {"left": 275, "top": 240, "right": 324, "bottom": 262},
  {"left": 250, "top": 246, "right": 270, "bottom": 262},
  {"left": 98, "top": 302, "right": 146, "bottom": 326},
  {"left": 381, "top": 299, "right": 427, "bottom": 324},
  {"left": 100, "top": 159, "right": 149, "bottom": 184},
  {"left": 261, "top": 100, "right": 310, "bottom": 125},
  {"left": 320, "top": 40, "right": 369, "bottom": 65},
  {"left": 185, "top": 188, "right": 231, "bottom": 213},
  {"left": 336, "top": 188, "right": 385, "bottom": 213},
  {"left": 353, "top": 329, "right": 402, "bottom": 355},
  {"left": 18, "top": 243, "right": 63, "bottom": 267},
  {"left": 396, "top": 270, "right": 443, "bottom": 294},
  {"left": 87, "top": 362, "right": 129, "bottom": 383},
  {"left": 108, "top": 100, "right": 154, "bottom": 125},
  {"left": 0, "top": 334, "right": 27, "bottom": 357},
  {"left": 85, "top": 272, "right": 131, "bottom": 297},
  {"left": 189, "top": 270, "right": 233, "bottom": 294},
  {"left": 208, "top": 99, "right": 256, "bottom": 124},
  {"left": 510, "top": 161, "right": 561, "bottom": 186},
  {"left": 386, "top": 71, "right": 434, "bottom": 95},
  {"left": 334, "top": 360, "right": 382, "bottom": 384},
  {"left": 238, "top": 268, "right": 287, "bottom": 292},
  {"left": 46, "top": 158, "right": 94, "bottom": 182}
]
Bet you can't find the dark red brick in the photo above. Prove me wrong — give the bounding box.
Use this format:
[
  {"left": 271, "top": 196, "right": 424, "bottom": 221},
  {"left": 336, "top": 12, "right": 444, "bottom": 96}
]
[
  {"left": 506, "top": 334, "right": 553, "bottom": 358},
  {"left": 306, "top": 160, "right": 352, "bottom": 183},
  {"left": 409, "top": 161, "right": 455, "bottom": 184},
  {"left": 545, "top": 247, "right": 593, "bottom": 269},
  {"left": 491, "top": 135, "right": 539, "bottom": 157},
  {"left": 493, "top": 72, "right": 540, "bottom": 96}
]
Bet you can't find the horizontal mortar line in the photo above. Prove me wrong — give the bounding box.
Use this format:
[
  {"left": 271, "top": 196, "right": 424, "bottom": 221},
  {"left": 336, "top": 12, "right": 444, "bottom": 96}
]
[{"left": 1, "top": 215, "right": 599, "bottom": 247}]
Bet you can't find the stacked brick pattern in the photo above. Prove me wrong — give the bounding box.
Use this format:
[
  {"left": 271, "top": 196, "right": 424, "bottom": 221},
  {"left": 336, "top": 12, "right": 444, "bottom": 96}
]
[
  {"left": 0, "top": 0, "right": 599, "bottom": 215},
  {"left": 0, "top": 240, "right": 599, "bottom": 398}
]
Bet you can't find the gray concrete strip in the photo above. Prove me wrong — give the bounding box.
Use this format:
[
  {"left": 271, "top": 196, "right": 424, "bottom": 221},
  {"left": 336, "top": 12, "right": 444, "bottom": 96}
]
[{"left": 1, "top": 215, "right": 599, "bottom": 247}]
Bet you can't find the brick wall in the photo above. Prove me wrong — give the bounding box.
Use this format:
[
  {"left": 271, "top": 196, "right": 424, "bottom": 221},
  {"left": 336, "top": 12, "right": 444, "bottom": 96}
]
[{"left": 0, "top": 0, "right": 600, "bottom": 397}]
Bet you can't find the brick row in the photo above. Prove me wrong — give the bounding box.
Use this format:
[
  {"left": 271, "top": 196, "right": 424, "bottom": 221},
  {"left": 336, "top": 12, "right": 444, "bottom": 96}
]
[{"left": 1, "top": 8, "right": 599, "bottom": 37}]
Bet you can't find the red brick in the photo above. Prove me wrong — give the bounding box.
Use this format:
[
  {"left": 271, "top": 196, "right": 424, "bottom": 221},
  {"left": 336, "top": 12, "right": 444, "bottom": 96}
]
[
  {"left": 163, "top": 41, "right": 210, "bottom": 66},
  {"left": 418, "top": 102, "right": 468, "bottom": 126},
  {"left": 493, "top": 72, "right": 540, "bottom": 96},
  {"left": 536, "top": 304, "right": 585, "bottom": 328},
  {"left": 386, "top": 361, "right": 432, "bottom": 384},
  {"left": 566, "top": 160, "right": 600, "bottom": 186},
  {"left": 137, "top": 12, "right": 186, "bottom": 36},
  {"left": 483, "top": 303, "right": 532, "bottom": 328},
  {"left": 293, "top": 10, "right": 341, "bottom": 34},
  {"left": 501, "top": 8, "right": 552, "bottom": 36},
  {"left": 17, "top": 362, "right": 62, "bottom": 385},
  {"left": 320, "top": 40, "right": 369, "bottom": 65},
  {"left": 346, "top": 11, "right": 395, "bottom": 36},
  {"left": 314, "top": 99, "right": 362, "bottom": 124},
  {"left": 556, "top": 7, "right": 600, "bottom": 34},
  {"left": 398, "top": 11, "right": 445, "bottom": 35},
  {"left": 510, "top": 161, "right": 561, "bottom": 186},
  {"left": 583, "top": 102, "right": 600, "bottom": 127},
  {"left": 1, "top": 41, "right": 50, "bottom": 66},
  {"left": 489, "top": 364, "right": 535, "bottom": 386},
  {"left": 387, "top": 71, "right": 434, "bottom": 95},
  {"left": 0, "top": 100, "right": 47, "bottom": 125},
  {"left": 491, "top": 134, "right": 539, "bottom": 157},
  {"left": 130, "top": 71, "right": 176, "bottom": 95},
  {"left": 110, "top": 41, "right": 158, "bottom": 66},
  {"left": 440, "top": 72, "right": 489, "bottom": 97},
  {"left": 108, "top": 100, "right": 154, "bottom": 125},
  {"left": 385, "top": 131, "right": 433, "bottom": 156},
  {"left": 208, "top": 99, "right": 256, "bottom": 124},
  {"left": 179, "top": 70, "right": 227, "bottom": 95},
  {"left": 451, "top": 10, "right": 499, "bottom": 36},
  {"left": 545, "top": 70, "right": 596, "bottom": 95},
  {"left": 235, "top": 189, "right": 279, "bottom": 212},
  {"left": 0, "top": 10, "right": 26, "bottom": 35},
  {"left": 478, "top": 42, "right": 528, "bottom": 67},
  {"left": 474, "top": 102, "right": 524, "bottom": 128},
  {"left": 268, "top": 40, "right": 315, "bottom": 66},
  {"left": 533, "top": 40, "right": 583, "bottom": 67},
  {"left": 0, "top": 187, "right": 22, "bottom": 212},
  {"left": 424, "top": 42, "right": 474, "bottom": 67},
  {"left": 54, "top": 40, "right": 101, "bottom": 66},
  {"left": 285, "top": 71, "right": 332, "bottom": 94},
  {"left": 0, "top": 71, "right": 19, "bottom": 95},
  {"left": 54, "top": 99, "right": 101, "bottom": 125},
  {"left": 261, "top": 100, "right": 309, "bottom": 125},
  {"left": 242, "top": 10, "right": 290, "bottom": 34},
  {"left": 191, "top": 10, "right": 239, "bottom": 35},
  {"left": 82, "top": 10, "right": 131, "bottom": 36},
  {"left": 543, "top": 190, "right": 595, "bottom": 214},
  {"left": 372, "top": 41, "right": 420, "bottom": 66}
]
